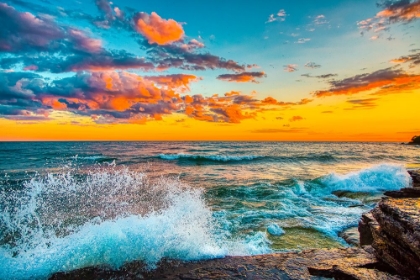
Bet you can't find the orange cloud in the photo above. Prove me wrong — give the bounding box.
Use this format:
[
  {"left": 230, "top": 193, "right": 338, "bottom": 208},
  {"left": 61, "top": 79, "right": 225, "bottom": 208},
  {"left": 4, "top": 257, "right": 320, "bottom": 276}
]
[
  {"left": 290, "top": 115, "right": 303, "bottom": 122},
  {"left": 313, "top": 68, "right": 420, "bottom": 97},
  {"left": 133, "top": 12, "right": 184, "bottom": 45},
  {"left": 146, "top": 74, "right": 200, "bottom": 91},
  {"left": 376, "top": 1, "right": 420, "bottom": 22},
  {"left": 1, "top": 69, "right": 312, "bottom": 125},
  {"left": 390, "top": 51, "right": 420, "bottom": 66}
]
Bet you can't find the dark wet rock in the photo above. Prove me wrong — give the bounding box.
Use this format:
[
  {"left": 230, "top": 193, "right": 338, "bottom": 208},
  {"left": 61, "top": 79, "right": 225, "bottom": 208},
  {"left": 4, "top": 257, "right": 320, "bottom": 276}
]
[
  {"left": 358, "top": 213, "right": 376, "bottom": 246},
  {"left": 50, "top": 247, "right": 401, "bottom": 280},
  {"left": 358, "top": 170, "right": 420, "bottom": 279},
  {"left": 407, "top": 170, "right": 420, "bottom": 184},
  {"left": 359, "top": 197, "right": 420, "bottom": 279},
  {"left": 384, "top": 187, "right": 420, "bottom": 198},
  {"left": 339, "top": 227, "right": 360, "bottom": 246}
]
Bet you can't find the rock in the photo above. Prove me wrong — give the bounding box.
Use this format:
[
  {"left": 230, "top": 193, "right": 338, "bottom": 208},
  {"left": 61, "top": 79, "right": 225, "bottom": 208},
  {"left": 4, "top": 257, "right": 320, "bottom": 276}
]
[
  {"left": 50, "top": 247, "right": 401, "bottom": 280},
  {"left": 339, "top": 227, "right": 360, "bottom": 246},
  {"left": 384, "top": 187, "right": 420, "bottom": 198},
  {"left": 358, "top": 213, "right": 376, "bottom": 246},
  {"left": 359, "top": 197, "right": 420, "bottom": 279},
  {"left": 407, "top": 170, "right": 420, "bottom": 184},
  {"left": 357, "top": 169, "right": 420, "bottom": 279}
]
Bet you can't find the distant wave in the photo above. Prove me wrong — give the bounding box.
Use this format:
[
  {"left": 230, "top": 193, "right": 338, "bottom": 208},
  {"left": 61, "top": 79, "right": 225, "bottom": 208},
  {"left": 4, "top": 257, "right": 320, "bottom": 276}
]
[
  {"left": 72, "top": 155, "right": 116, "bottom": 161},
  {"left": 158, "top": 153, "right": 262, "bottom": 162}
]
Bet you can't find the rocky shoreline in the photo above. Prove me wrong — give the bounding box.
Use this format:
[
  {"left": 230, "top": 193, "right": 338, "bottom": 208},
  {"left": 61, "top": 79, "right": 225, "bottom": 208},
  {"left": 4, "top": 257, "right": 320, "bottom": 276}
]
[{"left": 50, "top": 170, "right": 420, "bottom": 280}]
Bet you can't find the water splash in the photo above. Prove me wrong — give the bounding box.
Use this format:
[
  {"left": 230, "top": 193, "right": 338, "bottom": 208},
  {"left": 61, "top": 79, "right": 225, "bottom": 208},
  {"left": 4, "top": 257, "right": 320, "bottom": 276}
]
[{"left": 0, "top": 166, "right": 270, "bottom": 279}]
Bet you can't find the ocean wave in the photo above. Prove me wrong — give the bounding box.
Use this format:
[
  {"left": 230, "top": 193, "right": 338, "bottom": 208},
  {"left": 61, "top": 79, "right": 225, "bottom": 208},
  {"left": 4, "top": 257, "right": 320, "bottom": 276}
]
[
  {"left": 0, "top": 166, "right": 269, "bottom": 279},
  {"left": 71, "top": 154, "right": 116, "bottom": 161},
  {"left": 312, "top": 163, "right": 410, "bottom": 194},
  {"left": 158, "top": 153, "right": 261, "bottom": 162},
  {"left": 208, "top": 164, "right": 410, "bottom": 246}
]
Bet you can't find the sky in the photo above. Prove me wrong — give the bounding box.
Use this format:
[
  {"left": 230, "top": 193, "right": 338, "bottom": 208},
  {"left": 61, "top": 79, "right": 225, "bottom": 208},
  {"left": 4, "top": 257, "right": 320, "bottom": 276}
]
[{"left": 0, "top": 0, "right": 419, "bottom": 141}]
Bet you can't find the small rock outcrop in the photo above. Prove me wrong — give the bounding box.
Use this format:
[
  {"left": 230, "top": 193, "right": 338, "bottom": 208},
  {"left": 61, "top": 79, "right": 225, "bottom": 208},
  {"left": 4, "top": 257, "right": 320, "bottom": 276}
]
[
  {"left": 359, "top": 170, "right": 420, "bottom": 279},
  {"left": 407, "top": 135, "right": 420, "bottom": 145}
]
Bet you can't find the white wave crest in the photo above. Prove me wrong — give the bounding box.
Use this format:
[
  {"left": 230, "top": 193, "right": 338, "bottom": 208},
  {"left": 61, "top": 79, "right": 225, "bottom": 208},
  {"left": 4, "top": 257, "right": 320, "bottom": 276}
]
[{"left": 159, "top": 153, "right": 261, "bottom": 162}]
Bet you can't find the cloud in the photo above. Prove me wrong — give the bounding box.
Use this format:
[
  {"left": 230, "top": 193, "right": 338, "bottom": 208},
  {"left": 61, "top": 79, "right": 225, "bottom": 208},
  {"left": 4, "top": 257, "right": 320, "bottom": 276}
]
[
  {"left": 304, "top": 62, "right": 321, "bottom": 69},
  {"left": 145, "top": 74, "right": 201, "bottom": 91},
  {"left": 95, "top": 0, "right": 114, "bottom": 20},
  {"left": 145, "top": 42, "right": 245, "bottom": 72},
  {"left": 358, "top": 1, "right": 420, "bottom": 37},
  {"left": 0, "top": 71, "right": 310, "bottom": 124},
  {"left": 261, "top": 97, "right": 312, "bottom": 106},
  {"left": 313, "top": 67, "right": 420, "bottom": 97},
  {"left": 1, "top": 2, "right": 249, "bottom": 74},
  {"left": 250, "top": 128, "right": 306, "bottom": 133},
  {"left": 216, "top": 72, "right": 266, "bottom": 83},
  {"left": 284, "top": 64, "right": 298, "bottom": 72},
  {"left": 266, "top": 9, "right": 287, "bottom": 23},
  {"left": 1, "top": 50, "right": 155, "bottom": 73},
  {"left": 390, "top": 51, "right": 420, "bottom": 66},
  {"left": 0, "top": 3, "right": 158, "bottom": 74},
  {"left": 93, "top": 0, "right": 126, "bottom": 28},
  {"left": 376, "top": 0, "right": 420, "bottom": 23},
  {"left": 0, "top": 3, "right": 101, "bottom": 53},
  {"left": 301, "top": 73, "right": 337, "bottom": 79},
  {"left": 133, "top": 12, "right": 184, "bottom": 45},
  {"left": 313, "top": 14, "right": 328, "bottom": 25},
  {"left": 347, "top": 98, "right": 378, "bottom": 109},
  {"left": 290, "top": 115, "right": 304, "bottom": 122},
  {"left": 296, "top": 38, "right": 311, "bottom": 44},
  {"left": 0, "top": 3, "right": 62, "bottom": 52}
]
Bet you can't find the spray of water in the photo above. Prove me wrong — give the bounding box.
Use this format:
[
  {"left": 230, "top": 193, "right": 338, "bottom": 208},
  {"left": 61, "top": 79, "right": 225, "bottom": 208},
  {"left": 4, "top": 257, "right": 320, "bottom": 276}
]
[{"left": 0, "top": 164, "right": 270, "bottom": 279}]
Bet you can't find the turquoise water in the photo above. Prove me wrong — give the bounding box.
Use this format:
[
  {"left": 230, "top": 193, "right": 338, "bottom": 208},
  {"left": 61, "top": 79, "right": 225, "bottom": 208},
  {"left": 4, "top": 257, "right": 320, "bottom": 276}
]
[{"left": 0, "top": 142, "right": 418, "bottom": 279}]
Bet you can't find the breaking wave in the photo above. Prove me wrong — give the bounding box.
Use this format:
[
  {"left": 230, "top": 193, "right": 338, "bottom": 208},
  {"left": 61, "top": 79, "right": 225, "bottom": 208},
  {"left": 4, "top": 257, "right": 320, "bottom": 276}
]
[{"left": 0, "top": 166, "right": 269, "bottom": 280}]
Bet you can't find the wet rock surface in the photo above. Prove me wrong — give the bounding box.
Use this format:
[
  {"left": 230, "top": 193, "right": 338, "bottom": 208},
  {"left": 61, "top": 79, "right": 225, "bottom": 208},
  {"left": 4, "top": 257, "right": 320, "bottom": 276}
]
[
  {"left": 50, "top": 247, "right": 401, "bottom": 280},
  {"left": 359, "top": 170, "right": 420, "bottom": 279}
]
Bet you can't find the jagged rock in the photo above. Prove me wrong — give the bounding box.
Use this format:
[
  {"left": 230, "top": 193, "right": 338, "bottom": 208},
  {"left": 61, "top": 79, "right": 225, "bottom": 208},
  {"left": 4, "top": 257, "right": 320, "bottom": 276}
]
[
  {"left": 50, "top": 248, "right": 401, "bottom": 280},
  {"left": 359, "top": 213, "right": 376, "bottom": 246},
  {"left": 359, "top": 197, "right": 420, "bottom": 279}
]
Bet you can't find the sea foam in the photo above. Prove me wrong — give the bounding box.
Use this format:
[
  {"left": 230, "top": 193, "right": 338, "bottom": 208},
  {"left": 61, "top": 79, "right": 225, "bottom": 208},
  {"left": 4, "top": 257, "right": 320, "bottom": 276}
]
[{"left": 0, "top": 166, "right": 269, "bottom": 280}]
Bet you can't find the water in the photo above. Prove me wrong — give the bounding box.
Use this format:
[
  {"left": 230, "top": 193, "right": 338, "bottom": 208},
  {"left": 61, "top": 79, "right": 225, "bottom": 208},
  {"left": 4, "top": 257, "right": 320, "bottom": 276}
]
[{"left": 0, "top": 141, "right": 418, "bottom": 279}]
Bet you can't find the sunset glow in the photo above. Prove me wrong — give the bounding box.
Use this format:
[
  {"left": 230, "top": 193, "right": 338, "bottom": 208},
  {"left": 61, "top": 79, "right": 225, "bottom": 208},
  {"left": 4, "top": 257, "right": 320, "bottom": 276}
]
[{"left": 0, "top": 0, "right": 419, "bottom": 141}]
